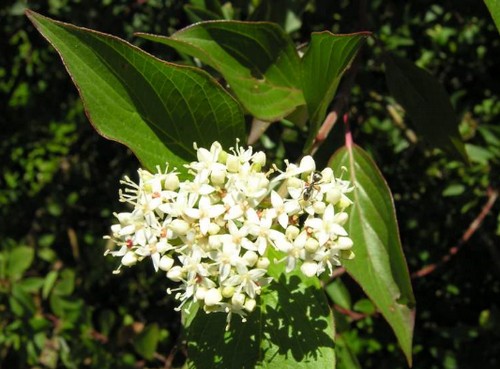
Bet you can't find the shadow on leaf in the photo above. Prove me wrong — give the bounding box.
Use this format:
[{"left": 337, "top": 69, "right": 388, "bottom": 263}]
[{"left": 187, "top": 273, "right": 334, "bottom": 368}]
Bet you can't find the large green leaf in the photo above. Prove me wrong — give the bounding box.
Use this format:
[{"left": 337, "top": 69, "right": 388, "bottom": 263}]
[
  {"left": 187, "top": 253, "right": 336, "bottom": 369},
  {"left": 329, "top": 145, "right": 415, "bottom": 365},
  {"left": 485, "top": 0, "right": 500, "bottom": 34},
  {"left": 384, "top": 52, "right": 468, "bottom": 162},
  {"left": 27, "top": 11, "right": 245, "bottom": 172},
  {"left": 301, "top": 32, "right": 368, "bottom": 151},
  {"left": 138, "top": 21, "right": 304, "bottom": 121}
]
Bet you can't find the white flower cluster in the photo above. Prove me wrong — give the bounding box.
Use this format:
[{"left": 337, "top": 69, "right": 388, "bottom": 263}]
[{"left": 105, "top": 141, "right": 354, "bottom": 325}]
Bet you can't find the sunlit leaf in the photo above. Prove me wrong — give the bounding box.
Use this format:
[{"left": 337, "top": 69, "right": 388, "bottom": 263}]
[
  {"left": 138, "top": 21, "right": 304, "bottom": 121},
  {"left": 485, "top": 0, "right": 500, "bottom": 34},
  {"left": 301, "top": 32, "right": 368, "bottom": 150},
  {"left": 27, "top": 11, "right": 245, "bottom": 173},
  {"left": 330, "top": 145, "right": 415, "bottom": 365}
]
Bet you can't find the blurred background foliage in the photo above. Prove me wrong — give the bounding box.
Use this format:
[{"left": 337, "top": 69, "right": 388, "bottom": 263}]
[{"left": 1, "top": 0, "right": 499, "bottom": 368}]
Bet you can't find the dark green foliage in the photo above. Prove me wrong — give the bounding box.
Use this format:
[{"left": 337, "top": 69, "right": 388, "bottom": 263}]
[{"left": 1, "top": 0, "right": 500, "bottom": 368}]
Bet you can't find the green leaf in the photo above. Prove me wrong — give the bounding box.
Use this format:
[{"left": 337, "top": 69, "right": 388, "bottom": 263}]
[
  {"left": 249, "top": 0, "right": 305, "bottom": 33},
  {"left": 466, "top": 143, "right": 495, "bottom": 165},
  {"left": 189, "top": 0, "right": 224, "bottom": 17},
  {"left": 52, "top": 269, "right": 75, "bottom": 296},
  {"left": 184, "top": 5, "right": 223, "bottom": 23},
  {"left": 98, "top": 309, "right": 116, "bottom": 336},
  {"left": 27, "top": 11, "right": 245, "bottom": 173},
  {"left": 335, "top": 335, "right": 361, "bottom": 369},
  {"left": 352, "top": 299, "right": 376, "bottom": 315},
  {"left": 301, "top": 32, "right": 368, "bottom": 151},
  {"left": 326, "top": 278, "right": 352, "bottom": 310},
  {"left": 442, "top": 184, "right": 465, "bottom": 197},
  {"left": 187, "top": 252, "right": 336, "bottom": 369},
  {"left": 384, "top": 52, "right": 468, "bottom": 162},
  {"left": 133, "top": 323, "right": 160, "bottom": 360},
  {"left": 7, "top": 246, "right": 34, "bottom": 279},
  {"left": 138, "top": 21, "right": 304, "bottom": 121},
  {"left": 329, "top": 145, "right": 415, "bottom": 365},
  {"left": 18, "top": 277, "right": 45, "bottom": 293},
  {"left": 485, "top": 0, "right": 500, "bottom": 34},
  {"left": 42, "top": 270, "right": 58, "bottom": 299},
  {"left": 11, "top": 284, "right": 36, "bottom": 315}
]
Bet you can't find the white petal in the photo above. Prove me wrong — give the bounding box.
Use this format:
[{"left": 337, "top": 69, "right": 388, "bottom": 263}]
[
  {"left": 151, "top": 252, "right": 160, "bottom": 272},
  {"left": 278, "top": 213, "right": 289, "bottom": 229},
  {"left": 301, "top": 261, "right": 319, "bottom": 277},
  {"left": 199, "top": 217, "right": 210, "bottom": 235},
  {"left": 208, "top": 204, "right": 226, "bottom": 218},
  {"left": 184, "top": 207, "right": 200, "bottom": 219},
  {"left": 225, "top": 206, "right": 244, "bottom": 220},
  {"left": 299, "top": 156, "right": 316, "bottom": 172},
  {"left": 271, "top": 191, "right": 283, "bottom": 208},
  {"left": 304, "top": 217, "right": 323, "bottom": 230},
  {"left": 330, "top": 224, "right": 348, "bottom": 236}
]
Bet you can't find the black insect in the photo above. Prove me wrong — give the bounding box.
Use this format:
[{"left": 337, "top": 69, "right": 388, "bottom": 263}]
[{"left": 302, "top": 171, "right": 323, "bottom": 201}]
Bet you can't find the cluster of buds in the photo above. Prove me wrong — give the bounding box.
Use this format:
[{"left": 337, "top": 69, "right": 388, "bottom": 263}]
[{"left": 105, "top": 141, "right": 354, "bottom": 325}]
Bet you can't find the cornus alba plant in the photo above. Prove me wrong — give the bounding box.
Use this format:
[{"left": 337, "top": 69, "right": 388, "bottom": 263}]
[
  {"left": 105, "top": 141, "right": 354, "bottom": 326},
  {"left": 25, "top": 3, "right": 472, "bottom": 366}
]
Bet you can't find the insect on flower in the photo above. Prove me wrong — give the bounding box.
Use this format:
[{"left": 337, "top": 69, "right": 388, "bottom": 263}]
[{"left": 302, "top": 171, "right": 323, "bottom": 201}]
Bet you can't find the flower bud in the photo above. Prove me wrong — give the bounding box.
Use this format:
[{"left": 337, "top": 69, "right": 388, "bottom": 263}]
[
  {"left": 256, "top": 257, "right": 270, "bottom": 269},
  {"left": 242, "top": 250, "right": 258, "bottom": 267},
  {"left": 195, "top": 286, "right": 208, "bottom": 301},
  {"left": 338, "top": 195, "right": 353, "bottom": 209},
  {"left": 211, "top": 168, "right": 226, "bottom": 185},
  {"left": 217, "top": 149, "right": 228, "bottom": 164},
  {"left": 252, "top": 151, "right": 266, "bottom": 167},
  {"left": 305, "top": 237, "right": 319, "bottom": 253},
  {"left": 169, "top": 219, "right": 190, "bottom": 235},
  {"left": 231, "top": 293, "right": 245, "bottom": 309},
  {"left": 222, "top": 286, "right": 235, "bottom": 298},
  {"left": 208, "top": 223, "right": 221, "bottom": 235},
  {"left": 159, "top": 255, "right": 174, "bottom": 271},
  {"left": 334, "top": 212, "right": 349, "bottom": 225},
  {"left": 287, "top": 177, "right": 303, "bottom": 190},
  {"left": 337, "top": 236, "right": 353, "bottom": 249},
  {"left": 313, "top": 201, "right": 326, "bottom": 214},
  {"left": 321, "top": 167, "right": 334, "bottom": 181},
  {"left": 244, "top": 298, "right": 257, "bottom": 312},
  {"left": 340, "top": 249, "right": 355, "bottom": 260},
  {"left": 226, "top": 154, "right": 240, "bottom": 172},
  {"left": 121, "top": 251, "right": 137, "bottom": 266},
  {"left": 167, "top": 266, "right": 184, "bottom": 282},
  {"left": 326, "top": 188, "right": 341, "bottom": 204},
  {"left": 301, "top": 260, "right": 319, "bottom": 277},
  {"left": 299, "top": 156, "right": 316, "bottom": 173},
  {"left": 164, "top": 173, "right": 180, "bottom": 190},
  {"left": 285, "top": 225, "right": 300, "bottom": 240},
  {"left": 204, "top": 288, "right": 223, "bottom": 306}
]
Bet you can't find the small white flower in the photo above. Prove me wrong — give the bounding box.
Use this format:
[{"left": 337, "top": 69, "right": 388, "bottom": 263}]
[
  {"left": 184, "top": 196, "right": 225, "bottom": 235},
  {"left": 106, "top": 140, "right": 354, "bottom": 325},
  {"left": 305, "top": 204, "right": 348, "bottom": 246}
]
